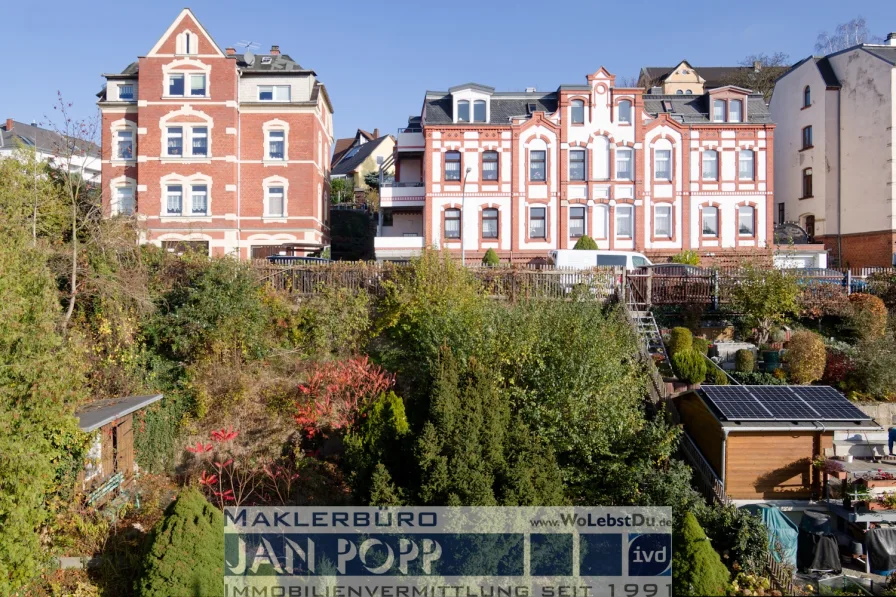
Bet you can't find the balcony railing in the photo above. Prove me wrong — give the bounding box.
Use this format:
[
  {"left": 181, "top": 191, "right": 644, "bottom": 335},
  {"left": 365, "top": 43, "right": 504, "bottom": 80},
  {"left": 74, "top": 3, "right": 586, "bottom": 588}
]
[
  {"left": 381, "top": 181, "right": 424, "bottom": 188},
  {"left": 398, "top": 126, "right": 422, "bottom": 133}
]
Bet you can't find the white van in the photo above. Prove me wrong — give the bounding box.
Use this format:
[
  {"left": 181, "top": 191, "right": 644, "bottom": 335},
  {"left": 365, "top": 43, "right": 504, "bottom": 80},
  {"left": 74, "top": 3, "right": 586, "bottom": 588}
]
[{"left": 547, "top": 249, "right": 652, "bottom": 271}]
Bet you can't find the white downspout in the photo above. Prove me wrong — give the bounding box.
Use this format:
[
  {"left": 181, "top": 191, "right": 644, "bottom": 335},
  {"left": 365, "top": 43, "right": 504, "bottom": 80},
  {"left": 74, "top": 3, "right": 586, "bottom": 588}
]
[{"left": 236, "top": 70, "right": 242, "bottom": 258}]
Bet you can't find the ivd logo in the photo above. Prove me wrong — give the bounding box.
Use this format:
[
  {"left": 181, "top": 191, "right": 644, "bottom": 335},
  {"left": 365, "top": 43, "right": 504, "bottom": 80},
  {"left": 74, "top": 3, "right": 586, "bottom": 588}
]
[{"left": 627, "top": 534, "right": 671, "bottom": 576}]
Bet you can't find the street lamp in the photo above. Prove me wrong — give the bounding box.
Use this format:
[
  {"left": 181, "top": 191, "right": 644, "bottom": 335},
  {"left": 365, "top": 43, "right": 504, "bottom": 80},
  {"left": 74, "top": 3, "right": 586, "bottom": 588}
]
[{"left": 460, "top": 166, "right": 472, "bottom": 266}]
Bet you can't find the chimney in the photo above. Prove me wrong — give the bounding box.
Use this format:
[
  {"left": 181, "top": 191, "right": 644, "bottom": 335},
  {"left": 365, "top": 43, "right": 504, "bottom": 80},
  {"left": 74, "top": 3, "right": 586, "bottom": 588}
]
[
  {"left": 225, "top": 47, "right": 236, "bottom": 56},
  {"left": 888, "top": 33, "right": 896, "bottom": 47},
  {"left": 373, "top": 128, "right": 379, "bottom": 138},
  {"left": 270, "top": 45, "right": 280, "bottom": 55},
  {"left": 4, "top": 118, "right": 12, "bottom": 131},
  {"left": 753, "top": 60, "right": 762, "bottom": 72}
]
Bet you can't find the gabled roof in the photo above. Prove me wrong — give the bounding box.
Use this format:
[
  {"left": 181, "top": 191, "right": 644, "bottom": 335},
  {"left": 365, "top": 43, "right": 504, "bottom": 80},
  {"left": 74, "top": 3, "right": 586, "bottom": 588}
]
[
  {"left": 0, "top": 120, "right": 100, "bottom": 157},
  {"left": 860, "top": 45, "right": 896, "bottom": 66},
  {"left": 146, "top": 8, "right": 225, "bottom": 57},
  {"left": 448, "top": 82, "right": 496, "bottom": 94},
  {"left": 75, "top": 394, "right": 164, "bottom": 432},
  {"left": 331, "top": 136, "right": 393, "bottom": 176},
  {"left": 331, "top": 137, "right": 356, "bottom": 166},
  {"left": 777, "top": 56, "right": 841, "bottom": 89}
]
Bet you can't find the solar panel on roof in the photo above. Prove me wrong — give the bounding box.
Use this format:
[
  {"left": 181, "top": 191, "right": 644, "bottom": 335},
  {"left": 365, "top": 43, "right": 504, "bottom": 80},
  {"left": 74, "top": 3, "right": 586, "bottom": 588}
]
[{"left": 700, "top": 385, "right": 870, "bottom": 422}]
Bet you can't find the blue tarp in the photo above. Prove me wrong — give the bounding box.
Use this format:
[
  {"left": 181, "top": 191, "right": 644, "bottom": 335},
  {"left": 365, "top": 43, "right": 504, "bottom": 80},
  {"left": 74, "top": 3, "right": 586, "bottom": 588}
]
[{"left": 741, "top": 503, "right": 799, "bottom": 569}]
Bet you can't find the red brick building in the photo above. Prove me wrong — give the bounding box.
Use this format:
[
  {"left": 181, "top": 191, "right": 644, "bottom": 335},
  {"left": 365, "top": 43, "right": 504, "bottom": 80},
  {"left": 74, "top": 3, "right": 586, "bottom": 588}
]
[
  {"left": 378, "top": 69, "right": 775, "bottom": 263},
  {"left": 98, "top": 8, "right": 333, "bottom": 258}
]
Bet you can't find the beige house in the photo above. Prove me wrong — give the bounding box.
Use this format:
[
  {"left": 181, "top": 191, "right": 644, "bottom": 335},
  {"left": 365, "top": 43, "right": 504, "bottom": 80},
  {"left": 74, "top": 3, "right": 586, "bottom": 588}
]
[
  {"left": 331, "top": 129, "right": 395, "bottom": 200},
  {"left": 638, "top": 60, "right": 784, "bottom": 96}
]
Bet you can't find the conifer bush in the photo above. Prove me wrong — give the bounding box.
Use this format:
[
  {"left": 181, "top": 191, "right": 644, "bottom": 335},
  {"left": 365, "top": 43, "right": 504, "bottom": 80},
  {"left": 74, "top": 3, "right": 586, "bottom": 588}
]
[
  {"left": 692, "top": 337, "right": 710, "bottom": 356},
  {"left": 482, "top": 248, "right": 500, "bottom": 266},
  {"left": 847, "top": 293, "right": 888, "bottom": 340},
  {"left": 672, "top": 349, "right": 707, "bottom": 385},
  {"left": 136, "top": 488, "right": 224, "bottom": 597},
  {"left": 672, "top": 512, "right": 731, "bottom": 597},
  {"left": 667, "top": 327, "right": 693, "bottom": 357},
  {"left": 735, "top": 349, "right": 755, "bottom": 373},
  {"left": 573, "top": 235, "right": 598, "bottom": 250},
  {"left": 711, "top": 368, "right": 729, "bottom": 385},
  {"left": 784, "top": 330, "right": 826, "bottom": 384}
]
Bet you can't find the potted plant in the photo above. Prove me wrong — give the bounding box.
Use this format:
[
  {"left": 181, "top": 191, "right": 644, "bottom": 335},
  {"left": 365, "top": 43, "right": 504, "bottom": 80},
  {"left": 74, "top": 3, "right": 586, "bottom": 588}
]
[
  {"left": 760, "top": 344, "right": 782, "bottom": 372},
  {"left": 864, "top": 471, "right": 896, "bottom": 489}
]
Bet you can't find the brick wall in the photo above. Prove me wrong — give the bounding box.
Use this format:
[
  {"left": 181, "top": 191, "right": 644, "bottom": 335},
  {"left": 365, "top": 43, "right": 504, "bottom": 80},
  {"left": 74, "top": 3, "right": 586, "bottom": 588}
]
[{"left": 822, "top": 231, "right": 896, "bottom": 268}]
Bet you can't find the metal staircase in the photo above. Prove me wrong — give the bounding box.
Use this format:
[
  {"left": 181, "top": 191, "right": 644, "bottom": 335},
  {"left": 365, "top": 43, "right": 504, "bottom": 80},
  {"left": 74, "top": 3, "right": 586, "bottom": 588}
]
[{"left": 631, "top": 309, "right": 668, "bottom": 366}]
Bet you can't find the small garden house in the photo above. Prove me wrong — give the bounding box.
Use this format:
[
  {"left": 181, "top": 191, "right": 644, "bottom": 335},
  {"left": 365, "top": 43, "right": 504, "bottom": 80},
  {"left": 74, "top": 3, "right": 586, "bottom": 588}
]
[
  {"left": 75, "top": 394, "right": 163, "bottom": 497},
  {"left": 676, "top": 386, "right": 880, "bottom": 501}
]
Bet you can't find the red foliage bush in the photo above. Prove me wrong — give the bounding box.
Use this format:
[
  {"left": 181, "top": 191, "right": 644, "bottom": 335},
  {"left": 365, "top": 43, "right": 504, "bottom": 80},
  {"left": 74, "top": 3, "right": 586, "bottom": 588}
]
[
  {"left": 294, "top": 356, "right": 395, "bottom": 439},
  {"left": 822, "top": 348, "right": 855, "bottom": 386}
]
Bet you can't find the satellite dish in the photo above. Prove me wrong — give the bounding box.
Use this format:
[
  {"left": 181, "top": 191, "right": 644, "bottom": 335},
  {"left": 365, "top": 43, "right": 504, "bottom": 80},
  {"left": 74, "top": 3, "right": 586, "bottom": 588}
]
[{"left": 244, "top": 51, "right": 255, "bottom": 66}]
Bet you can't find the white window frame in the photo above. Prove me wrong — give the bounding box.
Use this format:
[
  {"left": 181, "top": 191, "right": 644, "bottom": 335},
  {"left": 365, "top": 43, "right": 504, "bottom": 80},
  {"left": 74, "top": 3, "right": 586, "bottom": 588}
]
[
  {"left": 738, "top": 205, "right": 756, "bottom": 236},
  {"left": 118, "top": 83, "right": 135, "bottom": 101},
  {"left": 472, "top": 100, "right": 487, "bottom": 123},
  {"left": 165, "top": 126, "right": 184, "bottom": 157},
  {"left": 728, "top": 99, "right": 743, "bottom": 123},
  {"left": 618, "top": 100, "right": 632, "bottom": 124},
  {"left": 713, "top": 99, "right": 726, "bottom": 122},
  {"left": 190, "top": 184, "right": 208, "bottom": 215},
  {"left": 702, "top": 149, "right": 718, "bottom": 180},
  {"left": 570, "top": 100, "right": 585, "bottom": 124},
  {"left": 109, "top": 176, "right": 136, "bottom": 216},
  {"left": 654, "top": 149, "right": 672, "bottom": 181},
  {"left": 162, "top": 59, "right": 211, "bottom": 99},
  {"left": 258, "top": 85, "right": 291, "bottom": 102},
  {"left": 615, "top": 204, "right": 633, "bottom": 238},
  {"left": 160, "top": 174, "right": 213, "bottom": 218},
  {"left": 263, "top": 176, "right": 289, "bottom": 218},
  {"left": 163, "top": 125, "right": 212, "bottom": 159},
  {"left": 263, "top": 120, "right": 290, "bottom": 163},
  {"left": 654, "top": 204, "right": 672, "bottom": 238},
  {"left": 191, "top": 127, "right": 208, "bottom": 157},
  {"left": 110, "top": 119, "right": 137, "bottom": 163},
  {"left": 616, "top": 147, "right": 633, "bottom": 180},
  {"left": 702, "top": 206, "right": 719, "bottom": 237},
  {"left": 165, "top": 184, "right": 184, "bottom": 215},
  {"left": 456, "top": 100, "right": 470, "bottom": 123},
  {"left": 738, "top": 150, "right": 755, "bottom": 180},
  {"left": 569, "top": 205, "right": 586, "bottom": 238}
]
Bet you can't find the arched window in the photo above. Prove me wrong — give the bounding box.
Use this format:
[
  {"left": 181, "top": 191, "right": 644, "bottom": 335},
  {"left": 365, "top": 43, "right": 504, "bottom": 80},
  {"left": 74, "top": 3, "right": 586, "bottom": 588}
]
[
  {"left": 702, "top": 206, "right": 719, "bottom": 237},
  {"left": 473, "top": 100, "right": 486, "bottom": 122},
  {"left": 618, "top": 100, "right": 632, "bottom": 124},
  {"left": 685, "top": 89, "right": 693, "bottom": 95},
  {"left": 676, "top": 90, "right": 683, "bottom": 95},
  {"left": 803, "top": 86, "right": 811, "bottom": 108},
  {"left": 804, "top": 214, "right": 816, "bottom": 240},
  {"left": 571, "top": 100, "right": 585, "bottom": 124},
  {"left": 457, "top": 100, "right": 470, "bottom": 122},
  {"left": 264, "top": 177, "right": 288, "bottom": 218},
  {"left": 729, "top": 99, "right": 743, "bottom": 123}
]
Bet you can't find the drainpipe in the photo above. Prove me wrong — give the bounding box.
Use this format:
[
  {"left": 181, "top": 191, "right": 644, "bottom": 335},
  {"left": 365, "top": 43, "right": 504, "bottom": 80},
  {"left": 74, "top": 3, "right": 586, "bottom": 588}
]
[
  {"left": 836, "top": 92, "right": 842, "bottom": 266},
  {"left": 236, "top": 70, "right": 242, "bottom": 258},
  {"left": 721, "top": 428, "right": 729, "bottom": 487}
]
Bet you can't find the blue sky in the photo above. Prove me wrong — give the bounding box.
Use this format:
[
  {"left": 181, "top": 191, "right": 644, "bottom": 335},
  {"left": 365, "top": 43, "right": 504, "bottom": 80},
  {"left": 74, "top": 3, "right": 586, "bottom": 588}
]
[{"left": 2, "top": 1, "right": 893, "bottom": 141}]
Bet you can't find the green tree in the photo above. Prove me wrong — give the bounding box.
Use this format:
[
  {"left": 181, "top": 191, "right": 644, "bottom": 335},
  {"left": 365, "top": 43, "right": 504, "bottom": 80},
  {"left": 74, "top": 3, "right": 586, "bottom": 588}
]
[
  {"left": 672, "top": 349, "right": 708, "bottom": 384},
  {"left": 137, "top": 488, "right": 224, "bottom": 597},
  {"left": 0, "top": 231, "right": 88, "bottom": 593},
  {"left": 482, "top": 248, "right": 500, "bottom": 266},
  {"left": 573, "top": 235, "right": 597, "bottom": 250},
  {"left": 330, "top": 177, "right": 353, "bottom": 204},
  {"left": 667, "top": 327, "right": 694, "bottom": 356},
  {"left": 672, "top": 512, "right": 731, "bottom": 597},
  {"left": 415, "top": 349, "right": 565, "bottom": 506},
  {"left": 728, "top": 264, "right": 799, "bottom": 346},
  {"left": 369, "top": 463, "right": 405, "bottom": 506}
]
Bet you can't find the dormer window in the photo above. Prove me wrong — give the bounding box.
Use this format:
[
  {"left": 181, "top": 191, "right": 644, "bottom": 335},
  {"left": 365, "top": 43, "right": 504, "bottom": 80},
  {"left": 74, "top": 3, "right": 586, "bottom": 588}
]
[
  {"left": 713, "top": 100, "right": 725, "bottom": 122},
  {"left": 473, "top": 100, "right": 486, "bottom": 123},
  {"left": 729, "top": 99, "right": 743, "bottom": 123},
  {"left": 119, "top": 84, "right": 134, "bottom": 100},
  {"left": 527, "top": 102, "right": 537, "bottom": 114},
  {"left": 457, "top": 100, "right": 470, "bottom": 122}
]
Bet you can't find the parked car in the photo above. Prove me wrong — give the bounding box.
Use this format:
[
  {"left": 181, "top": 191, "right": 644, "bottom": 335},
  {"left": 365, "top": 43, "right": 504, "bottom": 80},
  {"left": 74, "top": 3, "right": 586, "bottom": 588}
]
[
  {"left": 547, "top": 250, "right": 652, "bottom": 271},
  {"left": 782, "top": 268, "right": 866, "bottom": 293},
  {"left": 637, "top": 263, "right": 709, "bottom": 276}
]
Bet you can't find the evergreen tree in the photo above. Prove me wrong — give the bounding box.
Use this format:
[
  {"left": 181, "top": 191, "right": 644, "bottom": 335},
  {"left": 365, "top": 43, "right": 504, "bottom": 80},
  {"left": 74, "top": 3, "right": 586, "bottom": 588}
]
[
  {"left": 672, "top": 512, "right": 730, "bottom": 597},
  {"left": 369, "top": 463, "right": 404, "bottom": 506},
  {"left": 573, "top": 235, "right": 598, "bottom": 250},
  {"left": 137, "top": 488, "right": 225, "bottom": 597}
]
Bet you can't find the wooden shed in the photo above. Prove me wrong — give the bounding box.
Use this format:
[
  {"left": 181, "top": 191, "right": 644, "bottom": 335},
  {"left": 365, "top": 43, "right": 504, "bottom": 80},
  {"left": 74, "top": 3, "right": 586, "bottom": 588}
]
[
  {"left": 675, "top": 386, "right": 880, "bottom": 501},
  {"left": 75, "top": 394, "right": 163, "bottom": 494}
]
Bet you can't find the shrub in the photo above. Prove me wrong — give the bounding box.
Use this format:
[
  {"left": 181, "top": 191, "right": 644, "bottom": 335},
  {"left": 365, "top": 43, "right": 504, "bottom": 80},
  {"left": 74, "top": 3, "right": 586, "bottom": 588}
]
[
  {"left": 847, "top": 293, "right": 888, "bottom": 340},
  {"left": 672, "top": 349, "right": 708, "bottom": 385},
  {"left": 671, "top": 250, "right": 700, "bottom": 265},
  {"left": 667, "top": 327, "right": 694, "bottom": 357},
  {"left": 136, "top": 488, "right": 224, "bottom": 597},
  {"left": 711, "top": 368, "right": 729, "bottom": 385},
  {"left": 771, "top": 327, "right": 787, "bottom": 343},
  {"left": 728, "top": 264, "right": 800, "bottom": 345},
  {"left": 482, "top": 248, "right": 500, "bottom": 266},
  {"left": 868, "top": 271, "right": 896, "bottom": 311},
  {"left": 784, "top": 330, "right": 826, "bottom": 384},
  {"left": 573, "top": 235, "right": 597, "bottom": 250},
  {"left": 852, "top": 333, "right": 896, "bottom": 401},
  {"left": 672, "top": 512, "right": 731, "bottom": 597},
  {"left": 730, "top": 371, "right": 788, "bottom": 385},
  {"left": 693, "top": 337, "right": 710, "bottom": 356},
  {"left": 694, "top": 503, "right": 768, "bottom": 575},
  {"left": 735, "top": 349, "right": 755, "bottom": 373},
  {"left": 823, "top": 348, "right": 855, "bottom": 387}
]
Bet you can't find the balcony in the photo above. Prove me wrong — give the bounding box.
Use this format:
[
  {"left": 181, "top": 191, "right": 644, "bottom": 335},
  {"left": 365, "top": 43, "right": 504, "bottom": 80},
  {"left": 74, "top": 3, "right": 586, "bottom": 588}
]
[
  {"left": 396, "top": 127, "right": 424, "bottom": 152},
  {"left": 374, "top": 234, "right": 424, "bottom": 261},
  {"left": 380, "top": 182, "right": 425, "bottom": 207}
]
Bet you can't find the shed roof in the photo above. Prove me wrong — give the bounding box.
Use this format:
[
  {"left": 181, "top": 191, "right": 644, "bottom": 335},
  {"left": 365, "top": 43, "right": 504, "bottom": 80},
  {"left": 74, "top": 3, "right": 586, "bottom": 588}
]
[{"left": 75, "top": 394, "right": 163, "bottom": 432}]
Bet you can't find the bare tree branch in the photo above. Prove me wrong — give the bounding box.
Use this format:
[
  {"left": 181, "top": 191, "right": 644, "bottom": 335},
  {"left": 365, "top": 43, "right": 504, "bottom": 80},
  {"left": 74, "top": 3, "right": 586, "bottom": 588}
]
[{"left": 814, "top": 16, "right": 883, "bottom": 54}]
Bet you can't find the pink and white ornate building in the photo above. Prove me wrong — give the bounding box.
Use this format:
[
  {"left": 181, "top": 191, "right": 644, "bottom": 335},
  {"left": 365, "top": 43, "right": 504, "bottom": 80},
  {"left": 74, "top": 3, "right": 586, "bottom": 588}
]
[{"left": 377, "top": 68, "right": 775, "bottom": 263}]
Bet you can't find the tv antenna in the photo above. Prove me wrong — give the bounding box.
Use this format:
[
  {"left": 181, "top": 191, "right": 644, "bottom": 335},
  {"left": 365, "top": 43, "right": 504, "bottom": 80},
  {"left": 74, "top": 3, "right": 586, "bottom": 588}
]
[{"left": 236, "top": 40, "right": 260, "bottom": 51}]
